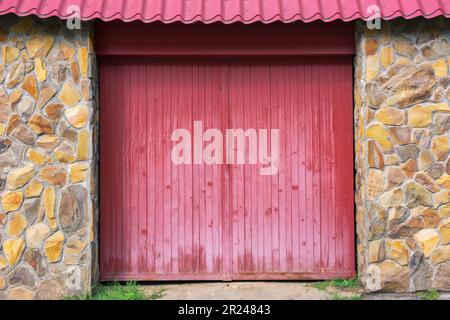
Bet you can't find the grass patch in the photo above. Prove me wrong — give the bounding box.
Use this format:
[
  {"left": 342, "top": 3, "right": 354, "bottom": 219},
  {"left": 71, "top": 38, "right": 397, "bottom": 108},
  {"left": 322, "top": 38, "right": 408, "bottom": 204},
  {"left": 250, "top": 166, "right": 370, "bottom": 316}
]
[
  {"left": 312, "top": 281, "right": 332, "bottom": 291},
  {"left": 66, "top": 281, "right": 165, "bottom": 300},
  {"left": 417, "top": 289, "right": 440, "bottom": 300},
  {"left": 330, "top": 293, "right": 362, "bottom": 301},
  {"left": 312, "top": 277, "right": 360, "bottom": 291}
]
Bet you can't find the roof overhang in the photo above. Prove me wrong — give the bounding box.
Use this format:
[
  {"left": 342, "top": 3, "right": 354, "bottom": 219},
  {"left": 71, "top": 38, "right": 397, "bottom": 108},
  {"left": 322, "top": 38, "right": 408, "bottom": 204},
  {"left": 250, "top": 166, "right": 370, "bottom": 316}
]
[{"left": 0, "top": 0, "right": 449, "bottom": 24}]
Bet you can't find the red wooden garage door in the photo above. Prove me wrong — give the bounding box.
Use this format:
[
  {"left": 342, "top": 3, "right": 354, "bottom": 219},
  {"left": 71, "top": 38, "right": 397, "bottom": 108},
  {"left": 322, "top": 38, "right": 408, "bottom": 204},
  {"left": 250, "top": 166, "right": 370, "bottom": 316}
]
[{"left": 99, "top": 57, "right": 354, "bottom": 280}]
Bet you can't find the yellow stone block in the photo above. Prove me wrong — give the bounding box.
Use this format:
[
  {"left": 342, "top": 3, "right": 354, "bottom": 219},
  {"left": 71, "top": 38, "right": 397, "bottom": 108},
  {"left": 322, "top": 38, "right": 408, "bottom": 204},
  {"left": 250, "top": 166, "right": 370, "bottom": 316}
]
[
  {"left": 0, "top": 255, "right": 7, "bottom": 269},
  {"left": 26, "top": 27, "right": 55, "bottom": 58},
  {"left": 34, "top": 58, "right": 47, "bottom": 82},
  {"left": 76, "top": 129, "right": 89, "bottom": 160},
  {"left": 414, "top": 229, "right": 440, "bottom": 257},
  {"left": 366, "top": 55, "right": 379, "bottom": 81},
  {"left": 434, "top": 191, "right": 450, "bottom": 207},
  {"left": 1, "top": 191, "right": 23, "bottom": 213},
  {"left": 440, "top": 220, "right": 450, "bottom": 245},
  {"left": 436, "top": 175, "right": 450, "bottom": 189},
  {"left": 430, "top": 246, "right": 450, "bottom": 264},
  {"left": 385, "top": 239, "right": 409, "bottom": 265},
  {"left": 396, "top": 57, "right": 411, "bottom": 65},
  {"left": 59, "top": 81, "right": 81, "bottom": 106},
  {"left": 7, "top": 213, "right": 27, "bottom": 237},
  {"left": 43, "top": 187, "right": 57, "bottom": 230},
  {"left": 380, "top": 46, "right": 394, "bottom": 68},
  {"left": 366, "top": 124, "right": 393, "bottom": 152},
  {"left": 375, "top": 107, "right": 404, "bottom": 125},
  {"left": 9, "top": 89, "right": 22, "bottom": 104},
  {"left": 408, "top": 103, "right": 450, "bottom": 128},
  {"left": 8, "top": 287, "right": 34, "bottom": 300},
  {"left": 60, "top": 42, "right": 75, "bottom": 60},
  {"left": 21, "top": 73, "right": 38, "bottom": 99},
  {"left": 2, "top": 238, "right": 25, "bottom": 266},
  {"left": 78, "top": 47, "right": 88, "bottom": 77},
  {"left": 44, "top": 231, "right": 65, "bottom": 263},
  {"left": 6, "top": 164, "right": 35, "bottom": 190},
  {"left": 65, "top": 104, "right": 89, "bottom": 128},
  {"left": 438, "top": 204, "right": 450, "bottom": 219},
  {"left": 432, "top": 136, "right": 449, "bottom": 161},
  {"left": 26, "top": 148, "right": 49, "bottom": 165},
  {"left": 70, "top": 162, "right": 89, "bottom": 183},
  {"left": 2, "top": 46, "right": 20, "bottom": 64},
  {"left": 432, "top": 59, "right": 448, "bottom": 77},
  {"left": 25, "top": 179, "right": 44, "bottom": 198}
]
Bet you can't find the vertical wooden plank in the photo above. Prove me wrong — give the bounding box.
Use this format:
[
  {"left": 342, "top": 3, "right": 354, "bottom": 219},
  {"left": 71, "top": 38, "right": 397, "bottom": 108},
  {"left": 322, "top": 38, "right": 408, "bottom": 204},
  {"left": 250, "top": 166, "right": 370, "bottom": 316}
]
[
  {"left": 137, "top": 59, "right": 147, "bottom": 273},
  {"left": 313, "top": 60, "right": 322, "bottom": 273},
  {"left": 304, "top": 59, "right": 314, "bottom": 272},
  {"left": 242, "top": 60, "right": 253, "bottom": 272},
  {"left": 177, "top": 61, "right": 186, "bottom": 273},
  {"left": 199, "top": 61, "right": 207, "bottom": 273},
  {"left": 341, "top": 58, "right": 356, "bottom": 273},
  {"left": 277, "top": 62, "right": 287, "bottom": 272},
  {"left": 211, "top": 61, "right": 221, "bottom": 273},
  {"left": 203, "top": 61, "right": 213, "bottom": 273},
  {"left": 99, "top": 61, "right": 110, "bottom": 276},
  {"left": 284, "top": 59, "right": 294, "bottom": 272},
  {"left": 192, "top": 60, "right": 200, "bottom": 273},
  {"left": 262, "top": 60, "right": 272, "bottom": 273},
  {"left": 130, "top": 63, "right": 140, "bottom": 273},
  {"left": 163, "top": 59, "right": 172, "bottom": 273},
  {"left": 249, "top": 60, "right": 259, "bottom": 273},
  {"left": 319, "top": 60, "right": 329, "bottom": 272},
  {"left": 270, "top": 61, "right": 280, "bottom": 273},
  {"left": 255, "top": 62, "right": 265, "bottom": 273},
  {"left": 326, "top": 60, "right": 337, "bottom": 271},
  {"left": 221, "top": 60, "right": 230, "bottom": 277},
  {"left": 184, "top": 60, "right": 194, "bottom": 273},
  {"left": 147, "top": 61, "right": 157, "bottom": 273},
  {"left": 229, "top": 61, "right": 237, "bottom": 273},
  {"left": 154, "top": 62, "right": 164, "bottom": 274},
  {"left": 291, "top": 58, "right": 301, "bottom": 272},
  {"left": 170, "top": 61, "right": 180, "bottom": 273},
  {"left": 116, "top": 63, "right": 124, "bottom": 274}
]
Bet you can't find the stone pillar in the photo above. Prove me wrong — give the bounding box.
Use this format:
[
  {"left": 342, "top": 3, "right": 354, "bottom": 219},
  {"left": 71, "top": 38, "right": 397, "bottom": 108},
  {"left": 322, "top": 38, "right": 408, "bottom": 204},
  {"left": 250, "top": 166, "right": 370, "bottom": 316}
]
[
  {"left": 356, "top": 18, "right": 450, "bottom": 292},
  {"left": 0, "top": 15, "right": 96, "bottom": 299}
]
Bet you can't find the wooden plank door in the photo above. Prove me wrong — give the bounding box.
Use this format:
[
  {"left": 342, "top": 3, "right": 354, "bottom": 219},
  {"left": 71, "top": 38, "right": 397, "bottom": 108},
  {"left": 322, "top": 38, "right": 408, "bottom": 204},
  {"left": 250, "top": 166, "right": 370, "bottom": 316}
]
[
  {"left": 100, "top": 58, "right": 231, "bottom": 280},
  {"left": 227, "top": 57, "right": 354, "bottom": 279},
  {"left": 99, "top": 56, "right": 355, "bottom": 281}
]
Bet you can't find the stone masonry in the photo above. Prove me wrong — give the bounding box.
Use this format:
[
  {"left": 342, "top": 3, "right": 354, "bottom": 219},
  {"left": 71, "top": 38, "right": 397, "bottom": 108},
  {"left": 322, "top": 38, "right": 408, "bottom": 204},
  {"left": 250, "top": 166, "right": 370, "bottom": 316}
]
[
  {"left": 355, "top": 17, "right": 450, "bottom": 292},
  {"left": 0, "top": 15, "right": 96, "bottom": 299}
]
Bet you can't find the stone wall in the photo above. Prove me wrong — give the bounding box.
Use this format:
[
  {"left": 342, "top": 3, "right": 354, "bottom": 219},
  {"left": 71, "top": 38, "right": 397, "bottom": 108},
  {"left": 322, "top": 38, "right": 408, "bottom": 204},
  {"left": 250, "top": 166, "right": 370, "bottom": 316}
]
[
  {"left": 0, "top": 15, "right": 96, "bottom": 299},
  {"left": 355, "top": 18, "right": 450, "bottom": 292}
]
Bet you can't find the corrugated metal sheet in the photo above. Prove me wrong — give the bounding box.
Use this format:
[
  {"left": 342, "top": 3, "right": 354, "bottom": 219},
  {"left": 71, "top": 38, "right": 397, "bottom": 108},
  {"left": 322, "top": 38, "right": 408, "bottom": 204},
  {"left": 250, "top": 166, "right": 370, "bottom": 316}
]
[
  {"left": 99, "top": 56, "right": 355, "bottom": 280},
  {"left": 0, "top": 0, "right": 449, "bottom": 24}
]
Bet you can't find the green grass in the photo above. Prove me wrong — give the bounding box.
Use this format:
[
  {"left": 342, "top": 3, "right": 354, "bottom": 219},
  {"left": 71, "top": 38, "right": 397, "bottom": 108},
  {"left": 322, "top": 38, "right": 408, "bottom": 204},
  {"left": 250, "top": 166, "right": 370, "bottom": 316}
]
[
  {"left": 417, "top": 289, "right": 440, "bottom": 300},
  {"left": 312, "top": 277, "right": 360, "bottom": 291},
  {"left": 330, "top": 293, "right": 362, "bottom": 301},
  {"left": 66, "top": 281, "right": 165, "bottom": 300}
]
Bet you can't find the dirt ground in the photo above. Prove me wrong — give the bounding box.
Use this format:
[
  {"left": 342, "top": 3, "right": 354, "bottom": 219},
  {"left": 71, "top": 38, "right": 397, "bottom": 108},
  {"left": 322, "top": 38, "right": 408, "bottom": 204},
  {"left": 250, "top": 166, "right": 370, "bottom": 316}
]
[
  {"left": 141, "top": 281, "right": 450, "bottom": 300},
  {"left": 142, "top": 281, "right": 360, "bottom": 300}
]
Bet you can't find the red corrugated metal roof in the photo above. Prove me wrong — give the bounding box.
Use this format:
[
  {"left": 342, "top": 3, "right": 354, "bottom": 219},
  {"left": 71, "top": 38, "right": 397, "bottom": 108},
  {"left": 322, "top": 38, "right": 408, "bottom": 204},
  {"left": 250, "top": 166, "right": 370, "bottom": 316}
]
[{"left": 0, "top": 0, "right": 449, "bottom": 24}]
